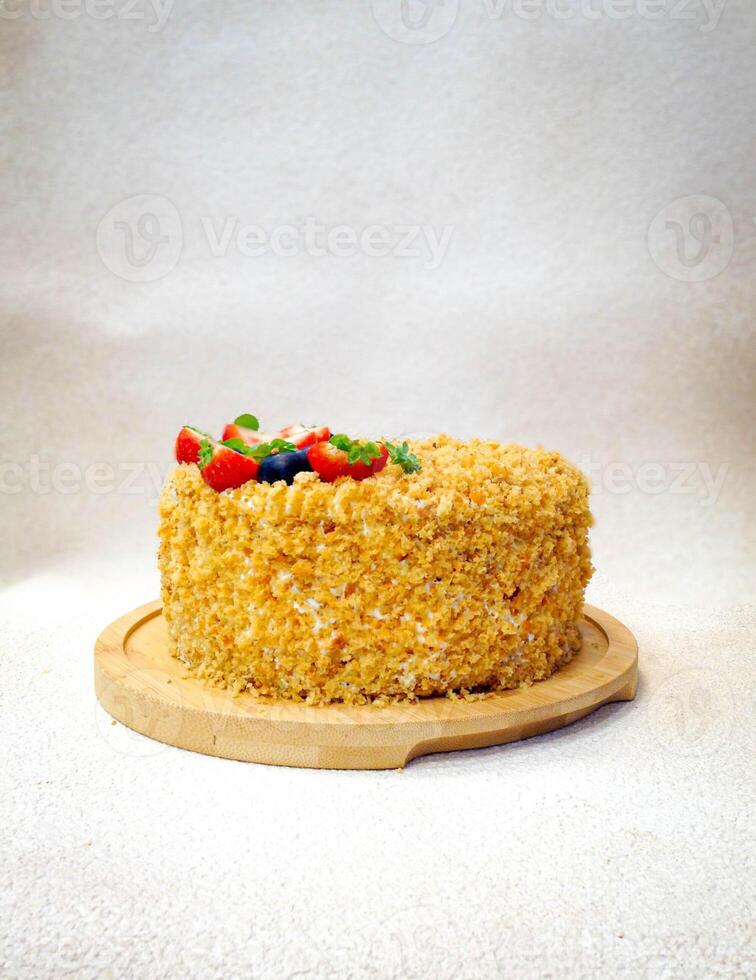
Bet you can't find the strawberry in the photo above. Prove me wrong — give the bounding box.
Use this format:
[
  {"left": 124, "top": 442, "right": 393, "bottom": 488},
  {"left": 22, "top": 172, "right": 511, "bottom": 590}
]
[
  {"left": 197, "top": 437, "right": 259, "bottom": 492},
  {"left": 223, "top": 421, "right": 331, "bottom": 450},
  {"left": 175, "top": 426, "right": 206, "bottom": 465},
  {"left": 307, "top": 441, "right": 352, "bottom": 482},
  {"left": 308, "top": 438, "right": 389, "bottom": 483},
  {"left": 221, "top": 422, "right": 268, "bottom": 446},
  {"left": 278, "top": 424, "right": 331, "bottom": 449},
  {"left": 221, "top": 413, "right": 268, "bottom": 447},
  {"left": 350, "top": 444, "right": 388, "bottom": 480}
]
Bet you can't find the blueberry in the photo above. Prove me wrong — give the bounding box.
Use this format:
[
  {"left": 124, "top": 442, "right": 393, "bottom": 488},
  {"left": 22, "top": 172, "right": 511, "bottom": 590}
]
[{"left": 258, "top": 448, "right": 312, "bottom": 485}]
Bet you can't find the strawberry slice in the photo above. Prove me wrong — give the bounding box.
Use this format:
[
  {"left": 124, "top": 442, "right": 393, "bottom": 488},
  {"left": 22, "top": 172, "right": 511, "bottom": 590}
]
[
  {"left": 222, "top": 422, "right": 269, "bottom": 446},
  {"left": 198, "top": 437, "right": 259, "bottom": 492},
  {"left": 175, "top": 426, "right": 206, "bottom": 465},
  {"left": 223, "top": 422, "right": 330, "bottom": 449},
  {"left": 308, "top": 439, "right": 388, "bottom": 483},
  {"left": 221, "top": 413, "right": 269, "bottom": 446},
  {"left": 278, "top": 424, "right": 331, "bottom": 450}
]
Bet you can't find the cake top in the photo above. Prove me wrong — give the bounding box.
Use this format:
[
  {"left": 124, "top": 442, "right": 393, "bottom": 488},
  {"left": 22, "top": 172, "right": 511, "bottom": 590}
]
[
  {"left": 174, "top": 414, "right": 421, "bottom": 493},
  {"left": 169, "top": 416, "right": 589, "bottom": 530}
]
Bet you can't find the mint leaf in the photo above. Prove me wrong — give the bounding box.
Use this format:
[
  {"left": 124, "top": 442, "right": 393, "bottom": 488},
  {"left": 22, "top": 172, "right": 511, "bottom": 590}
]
[
  {"left": 330, "top": 434, "right": 353, "bottom": 452},
  {"left": 234, "top": 413, "right": 260, "bottom": 431},
  {"left": 333, "top": 434, "right": 382, "bottom": 467},
  {"left": 221, "top": 438, "right": 251, "bottom": 454},
  {"left": 198, "top": 438, "right": 214, "bottom": 469},
  {"left": 383, "top": 440, "right": 421, "bottom": 474},
  {"left": 247, "top": 439, "right": 297, "bottom": 462}
]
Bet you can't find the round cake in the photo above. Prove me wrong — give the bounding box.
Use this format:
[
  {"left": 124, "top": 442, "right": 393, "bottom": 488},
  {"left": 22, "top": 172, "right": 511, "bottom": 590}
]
[{"left": 158, "top": 430, "right": 593, "bottom": 704}]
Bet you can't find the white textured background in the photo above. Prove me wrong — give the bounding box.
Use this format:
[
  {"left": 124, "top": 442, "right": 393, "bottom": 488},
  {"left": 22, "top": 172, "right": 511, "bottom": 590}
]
[{"left": 1, "top": 2, "right": 754, "bottom": 978}]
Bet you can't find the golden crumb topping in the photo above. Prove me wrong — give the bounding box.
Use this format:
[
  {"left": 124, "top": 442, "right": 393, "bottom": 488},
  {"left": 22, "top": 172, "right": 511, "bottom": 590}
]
[{"left": 158, "top": 436, "right": 593, "bottom": 704}]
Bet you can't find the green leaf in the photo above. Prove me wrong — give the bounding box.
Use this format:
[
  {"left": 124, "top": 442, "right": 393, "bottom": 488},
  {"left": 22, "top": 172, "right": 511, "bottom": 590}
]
[
  {"left": 221, "top": 438, "right": 251, "bottom": 454},
  {"left": 234, "top": 413, "right": 260, "bottom": 431},
  {"left": 329, "top": 433, "right": 353, "bottom": 452},
  {"left": 382, "top": 440, "right": 421, "bottom": 474},
  {"left": 332, "top": 434, "right": 382, "bottom": 467},
  {"left": 247, "top": 439, "right": 297, "bottom": 462},
  {"left": 198, "top": 438, "right": 214, "bottom": 469}
]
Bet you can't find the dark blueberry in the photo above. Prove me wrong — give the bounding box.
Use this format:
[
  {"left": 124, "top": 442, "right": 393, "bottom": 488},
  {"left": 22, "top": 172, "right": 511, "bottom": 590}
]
[{"left": 257, "top": 448, "right": 312, "bottom": 485}]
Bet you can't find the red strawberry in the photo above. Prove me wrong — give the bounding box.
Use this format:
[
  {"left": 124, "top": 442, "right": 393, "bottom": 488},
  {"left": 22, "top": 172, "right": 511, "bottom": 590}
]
[
  {"left": 278, "top": 424, "right": 331, "bottom": 449},
  {"left": 308, "top": 440, "right": 388, "bottom": 483},
  {"left": 198, "top": 438, "right": 259, "bottom": 492},
  {"left": 175, "top": 426, "right": 206, "bottom": 465},
  {"left": 223, "top": 422, "right": 330, "bottom": 449},
  {"left": 350, "top": 444, "right": 388, "bottom": 481},
  {"left": 221, "top": 422, "right": 268, "bottom": 446},
  {"left": 307, "top": 441, "right": 351, "bottom": 482}
]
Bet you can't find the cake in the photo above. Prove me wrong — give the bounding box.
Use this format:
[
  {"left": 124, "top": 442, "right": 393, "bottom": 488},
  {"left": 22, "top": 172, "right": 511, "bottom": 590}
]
[{"left": 158, "top": 417, "right": 593, "bottom": 705}]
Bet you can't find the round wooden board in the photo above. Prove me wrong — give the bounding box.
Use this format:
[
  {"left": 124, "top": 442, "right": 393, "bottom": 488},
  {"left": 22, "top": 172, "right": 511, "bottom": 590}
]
[{"left": 94, "top": 602, "right": 638, "bottom": 770}]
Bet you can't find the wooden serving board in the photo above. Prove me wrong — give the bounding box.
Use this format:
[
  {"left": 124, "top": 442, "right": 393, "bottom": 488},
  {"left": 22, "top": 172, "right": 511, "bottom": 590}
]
[{"left": 94, "top": 602, "right": 637, "bottom": 770}]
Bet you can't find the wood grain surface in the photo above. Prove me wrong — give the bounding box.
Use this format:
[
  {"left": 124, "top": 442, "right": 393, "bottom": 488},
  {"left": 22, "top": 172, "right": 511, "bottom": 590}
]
[{"left": 94, "top": 602, "right": 638, "bottom": 769}]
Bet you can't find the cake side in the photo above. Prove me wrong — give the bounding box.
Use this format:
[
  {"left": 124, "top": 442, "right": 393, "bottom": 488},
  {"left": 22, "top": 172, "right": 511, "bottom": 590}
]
[{"left": 158, "top": 436, "right": 593, "bottom": 704}]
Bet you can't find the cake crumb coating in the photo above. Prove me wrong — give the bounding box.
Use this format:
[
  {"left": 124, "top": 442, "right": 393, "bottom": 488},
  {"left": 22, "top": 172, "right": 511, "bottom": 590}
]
[{"left": 158, "top": 436, "right": 593, "bottom": 704}]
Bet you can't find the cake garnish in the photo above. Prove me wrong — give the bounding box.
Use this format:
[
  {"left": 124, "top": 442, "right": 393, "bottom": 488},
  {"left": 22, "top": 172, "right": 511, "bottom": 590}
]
[
  {"left": 198, "top": 437, "right": 215, "bottom": 467},
  {"left": 277, "top": 424, "right": 331, "bottom": 449},
  {"left": 174, "top": 416, "right": 422, "bottom": 491},
  {"left": 233, "top": 413, "right": 260, "bottom": 431},
  {"left": 382, "top": 440, "right": 422, "bottom": 474},
  {"left": 219, "top": 436, "right": 308, "bottom": 485},
  {"left": 307, "top": 437, "right": 389, "bottom": 483},
  {"left": 332, "top": 434, "right": 385, "bottom": 465},
  {"left": 219, "top": 437, "right": 256, "bottom": 454},
  {"left": 258, "top": 447, "right": 312, "bottom": 485},
  {"left": 235, "top": 438, "right": 298, "bottom": 461},
  {"left": 196, "top": 436, "right": 260, "bottom": 491},
  {"left": 222, "top": 418, "right": 330, "bottom": 450},
  {"left": 175, "top": 426, "right": 207, "bottom": 465}
]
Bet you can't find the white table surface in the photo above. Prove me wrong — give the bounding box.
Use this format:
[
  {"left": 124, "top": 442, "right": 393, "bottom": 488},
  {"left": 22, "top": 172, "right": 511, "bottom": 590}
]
[{"left": 2, "top": 549, "right": 753, "bottom": 980}]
